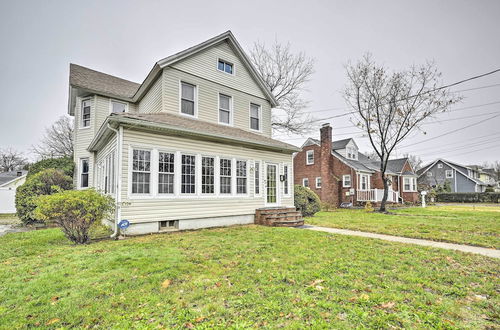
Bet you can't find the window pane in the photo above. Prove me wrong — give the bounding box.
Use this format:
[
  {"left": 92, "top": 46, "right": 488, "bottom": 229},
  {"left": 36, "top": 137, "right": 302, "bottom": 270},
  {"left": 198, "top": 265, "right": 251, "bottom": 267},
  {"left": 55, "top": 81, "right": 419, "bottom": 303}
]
[
  {"left": 219, "top": 94, "right": 230, "bottom": 110},
  {"left": 250, "top": 104, "right": 259, "bottom": 118},
  {"left": 181, "top": 100, "right": 195, "bottom": 115},
  {"left": 236, "top": 161, "right": 247, "bottom": 194},
  {"left": 132, "top": 150, "right": 151, "bottom": 194},
  {"left": 218, "top": 60, "right": 225, "bottom": 71},
  {"left": 181, "top": 155, "right": 196, "bottom": 194},
  {"left": 225, "top": 63, "right": 233, "bottom": 74},
  {"left": 112, "top": 102, "right": 126, "bottom": 113},
  {"left": 220, "top": 109, "right": 230, "bottom": 124},
  {"left": 181, "top": 83, "right": 195, "bottom": 100},
  {"left": 202, "top": 157, "right": 215, "bottom": 194},
  {"left": 251, "top": 117, "right": 259, "bottom": 130},
  {"left": 284, "top": 165, "right": 289, "bottom": 195},
  {"left": 254, "top": 162, "right": 260, "bottom": 194}
]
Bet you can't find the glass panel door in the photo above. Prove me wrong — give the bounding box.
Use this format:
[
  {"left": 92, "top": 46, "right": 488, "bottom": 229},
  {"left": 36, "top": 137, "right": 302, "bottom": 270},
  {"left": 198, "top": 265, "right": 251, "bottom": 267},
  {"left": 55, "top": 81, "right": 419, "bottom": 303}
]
[{"left": 266, "top": 164, "right": 277, "bottom": 205}]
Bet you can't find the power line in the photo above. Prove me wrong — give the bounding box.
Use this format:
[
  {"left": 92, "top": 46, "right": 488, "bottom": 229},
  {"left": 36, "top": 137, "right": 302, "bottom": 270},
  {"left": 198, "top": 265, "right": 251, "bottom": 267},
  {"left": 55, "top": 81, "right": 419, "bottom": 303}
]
[
  {"left": 416, "top": 138, "right": 500, "bottom": 157},
  {"left": 399, "top": 114, "right": 500, "bottom": 149},
  {"left": 405, "top": 131, "right": 500, "bottom": 153},
  {"left": 306, "top": 68, "right": 500, "bottom": 123},
  {"left": 426, "top": 143, "right": 500, "bottom": 159}
]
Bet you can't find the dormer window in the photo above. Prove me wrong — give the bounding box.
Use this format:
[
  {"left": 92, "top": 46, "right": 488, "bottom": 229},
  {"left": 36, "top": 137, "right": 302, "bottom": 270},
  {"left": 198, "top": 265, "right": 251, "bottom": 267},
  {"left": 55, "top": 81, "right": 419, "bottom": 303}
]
[
  {"left": 346, "top": 147, "right": 357, "bottom": 160},
  {"left": 218, "top": 59, "right": 233, "bottom": 74}
]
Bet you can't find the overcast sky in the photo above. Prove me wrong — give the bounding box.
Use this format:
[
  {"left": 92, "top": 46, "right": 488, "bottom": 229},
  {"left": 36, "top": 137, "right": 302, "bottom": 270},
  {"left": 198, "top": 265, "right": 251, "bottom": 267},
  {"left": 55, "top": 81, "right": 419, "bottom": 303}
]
[{"left": 1, "top": 0, "right": 499, "bottom": 165}]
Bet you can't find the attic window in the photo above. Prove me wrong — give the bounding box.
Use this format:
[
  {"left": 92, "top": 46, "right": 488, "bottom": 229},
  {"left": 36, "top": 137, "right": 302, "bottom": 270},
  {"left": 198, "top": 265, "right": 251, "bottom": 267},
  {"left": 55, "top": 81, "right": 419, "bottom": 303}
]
[
  {"left": 111, "top": 100, "right": 127, "bottom": 113},
  {"left": 218, "top": 59, "right": 233, "bottom": 74}
]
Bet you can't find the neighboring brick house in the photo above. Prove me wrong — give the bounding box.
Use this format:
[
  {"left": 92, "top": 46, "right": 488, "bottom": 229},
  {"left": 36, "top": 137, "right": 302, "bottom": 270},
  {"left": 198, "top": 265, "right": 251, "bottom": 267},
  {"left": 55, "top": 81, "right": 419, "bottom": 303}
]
[{"left": 294, "top": 123, "right": 419, "bottom": 206}]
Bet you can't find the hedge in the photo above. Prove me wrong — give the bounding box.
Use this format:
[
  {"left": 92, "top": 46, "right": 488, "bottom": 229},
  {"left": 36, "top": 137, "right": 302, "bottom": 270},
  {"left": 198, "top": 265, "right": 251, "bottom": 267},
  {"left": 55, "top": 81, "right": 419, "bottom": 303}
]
[
  {"left": 28, "top": 157, "right": 74, "bottom": 178},
  {"left": 436, "top": 192, "right": 500, "bottom": 203},
  {"left": 294, "top": 185, "right": 321, "bottom": 217}
]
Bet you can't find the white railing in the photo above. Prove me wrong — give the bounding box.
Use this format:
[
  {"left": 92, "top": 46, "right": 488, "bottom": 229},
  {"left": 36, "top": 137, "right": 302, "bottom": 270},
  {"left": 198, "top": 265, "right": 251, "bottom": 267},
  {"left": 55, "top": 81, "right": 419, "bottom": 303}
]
[{"left": 357, "top": 189, "right": 400, "bottom": 203}]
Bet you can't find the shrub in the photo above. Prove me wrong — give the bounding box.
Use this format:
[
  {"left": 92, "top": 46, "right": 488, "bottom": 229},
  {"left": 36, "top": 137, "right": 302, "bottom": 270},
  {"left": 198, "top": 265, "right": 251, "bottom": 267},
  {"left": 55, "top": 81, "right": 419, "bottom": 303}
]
[
  {"left": 28, "top": 157, "right": 74, "bottom": 178},
  {"left": 436, "top": 192, "right": 500, "bottom": 203},
  {"left": 485, "top": 187, "right": 495, "bottom": 193},
  {"left": 294, "top": 185, "right": 321, "bottom": 217},
  {"left": 34, "top": 189, "right": 115, "bottom": 244},
  {"left": 364, "top": 201, "right": 374, "bottom": 212},
  {"left": 15, "top": 169, "right": 73, "bottom": 224}
]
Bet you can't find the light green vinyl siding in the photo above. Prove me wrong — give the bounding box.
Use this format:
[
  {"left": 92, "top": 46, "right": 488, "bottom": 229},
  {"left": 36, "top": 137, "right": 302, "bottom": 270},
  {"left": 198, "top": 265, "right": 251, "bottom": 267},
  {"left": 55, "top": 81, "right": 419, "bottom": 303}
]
[
  {"left": 119, "top": 128, "right": 293, "bottom": 224},
  {"left": 162, "top": 68, "right": 272, "bottom": 136},
  {"left": 138, "top": 76, "right": 162, "bottom": 113}
]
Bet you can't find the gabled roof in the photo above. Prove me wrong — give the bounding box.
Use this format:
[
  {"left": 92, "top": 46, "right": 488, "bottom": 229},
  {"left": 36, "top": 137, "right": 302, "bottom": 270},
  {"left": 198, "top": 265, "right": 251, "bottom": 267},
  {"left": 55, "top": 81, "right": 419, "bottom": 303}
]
[
  {"left": 301, "top": 138, "right": 320, "bottom": 148},
  {"left": 417, "top": 158, "right": 485, "bottom": 185},
  {"left": 88, "top": 112, "right": 299, "bottom": 153},
  {"left": 69, "top": 31, "right": 278, "bottom": 114},
  {"left": 386, "top": 158, "right": 410, "bottom": 174},
  {"left": 332, "top": 138, "right": 354, "bottom": 150}
]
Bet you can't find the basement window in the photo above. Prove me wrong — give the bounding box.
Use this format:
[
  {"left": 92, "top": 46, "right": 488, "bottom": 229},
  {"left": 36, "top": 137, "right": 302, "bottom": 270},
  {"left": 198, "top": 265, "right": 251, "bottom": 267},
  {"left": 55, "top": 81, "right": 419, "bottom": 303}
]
[{"left": 159, "top": 220, "right": 178, "bottom": 230}]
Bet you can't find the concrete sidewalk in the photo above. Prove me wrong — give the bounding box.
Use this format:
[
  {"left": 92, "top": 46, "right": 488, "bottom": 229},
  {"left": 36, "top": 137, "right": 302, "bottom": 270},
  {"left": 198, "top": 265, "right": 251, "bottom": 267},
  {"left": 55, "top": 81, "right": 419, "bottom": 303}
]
[{"left": 299, "top": 225, "right": 500, "bottom": 259}]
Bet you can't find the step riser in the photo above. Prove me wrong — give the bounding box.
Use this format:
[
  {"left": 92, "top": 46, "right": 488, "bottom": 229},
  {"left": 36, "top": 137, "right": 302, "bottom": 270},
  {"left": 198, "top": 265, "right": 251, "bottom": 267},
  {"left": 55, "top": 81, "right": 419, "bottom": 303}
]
[{"left": 255, "top": 207, "right": 304, "bottom": 227}]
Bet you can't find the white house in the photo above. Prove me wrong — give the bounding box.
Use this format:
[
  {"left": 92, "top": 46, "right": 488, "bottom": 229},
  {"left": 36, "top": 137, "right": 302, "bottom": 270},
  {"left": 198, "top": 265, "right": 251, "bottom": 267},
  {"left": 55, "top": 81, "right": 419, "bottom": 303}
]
[
  {"left": 0, "top": 170, "right": 27, "bottom": 213},
  {"left": 68, "top": 31, "right": 299, "bottom": 235}
]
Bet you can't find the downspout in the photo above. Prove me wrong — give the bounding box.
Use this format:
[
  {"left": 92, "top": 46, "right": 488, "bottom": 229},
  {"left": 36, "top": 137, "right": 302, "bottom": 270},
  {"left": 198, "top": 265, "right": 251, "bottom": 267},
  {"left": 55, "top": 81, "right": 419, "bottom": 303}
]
[{"left": 108, "top": 123, "right": 122, "bottom": 239}]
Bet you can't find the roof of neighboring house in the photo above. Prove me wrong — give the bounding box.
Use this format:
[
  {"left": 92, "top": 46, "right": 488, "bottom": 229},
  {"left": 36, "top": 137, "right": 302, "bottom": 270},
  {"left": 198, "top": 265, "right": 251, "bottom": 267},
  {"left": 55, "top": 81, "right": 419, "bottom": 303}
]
[
  {"left": 418, "top": 158, "right": 486, "bottom": 185},
  {"left": 332, "top": 138, "right": 353, "bottom": 150},
  {"left": 386, "top": 158, "right": 410, "bottom": 174},
  {"left": 69, "top": 30, "right": 278, "bottom": 114},
  {"left": 89, "top": 112, "right": 300, "bottom": 153},
  {"left": 0, "top": 170, "right": 28, "bottom": 187},
  {"left": 69, "top": 64, "right": 140, "bottom": 100}
]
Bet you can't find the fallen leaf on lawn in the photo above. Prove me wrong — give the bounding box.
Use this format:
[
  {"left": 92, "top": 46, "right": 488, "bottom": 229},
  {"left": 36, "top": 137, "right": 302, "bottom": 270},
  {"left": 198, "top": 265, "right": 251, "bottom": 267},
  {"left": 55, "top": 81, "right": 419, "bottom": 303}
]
[
  {"left": 51, "top": 296, "right": 59, "bottom": 302},
  {"left": 46, "top": 318, "right": 60, "bottom": 326},
  {"left": 359, "top": 294, "right": 369, "bottom": 300},
  {"left": 161, "top": 279, "right": 171, "bottom": 289},
  {"left": 380, "top": 302, "right": 395, "bottom": 309},
  {"left": 215, "top": 282, "right": 222, "bottom": 288},
  {"left": 185, "top": 322, "right": 194, "bottom": 328},
  {"left": 310, "top": 279, "right": 325, "bottom": 286},
  {"left": 315, "top": 285, "right": 324, "bottom": 291},
  {"left": 195, "top": 316, "right": 205, "bottom": 323}
]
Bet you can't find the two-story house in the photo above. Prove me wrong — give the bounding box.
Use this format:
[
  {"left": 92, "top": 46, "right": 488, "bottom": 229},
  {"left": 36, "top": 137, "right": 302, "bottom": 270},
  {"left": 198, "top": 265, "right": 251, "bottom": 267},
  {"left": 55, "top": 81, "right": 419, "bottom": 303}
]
[
  {"left": 417, "top": 159, "right": 488, "bottom": 192},
  {"left": 294, "top": 124, "right": 419, "bottom": 206},
  {"left": 68, "top": 31, "right": 299, "bottom": 235}
]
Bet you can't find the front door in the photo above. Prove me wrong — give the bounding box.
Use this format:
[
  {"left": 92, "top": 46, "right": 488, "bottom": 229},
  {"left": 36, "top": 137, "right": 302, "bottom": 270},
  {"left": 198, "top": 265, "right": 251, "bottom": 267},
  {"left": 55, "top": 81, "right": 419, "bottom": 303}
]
[{"left": 265, "top": 163, "right": 279, "bottom": 206}]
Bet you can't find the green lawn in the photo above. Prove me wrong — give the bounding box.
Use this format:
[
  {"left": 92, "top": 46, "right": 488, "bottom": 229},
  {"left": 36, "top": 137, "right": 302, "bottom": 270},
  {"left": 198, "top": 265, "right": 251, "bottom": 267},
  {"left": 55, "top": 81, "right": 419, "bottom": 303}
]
[
  {"left": 0, "top": 226, "right": 498, "bottom": 328},
  {"left": 306, "top": 205, "right": 500, "bottom": 249}
]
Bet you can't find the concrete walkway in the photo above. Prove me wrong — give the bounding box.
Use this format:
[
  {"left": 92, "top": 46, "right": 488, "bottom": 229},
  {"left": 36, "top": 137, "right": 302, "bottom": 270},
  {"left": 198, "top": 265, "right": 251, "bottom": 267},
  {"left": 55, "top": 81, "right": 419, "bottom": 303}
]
[{"left": 299, "top": 225, "right": 500, "bottom": 259}]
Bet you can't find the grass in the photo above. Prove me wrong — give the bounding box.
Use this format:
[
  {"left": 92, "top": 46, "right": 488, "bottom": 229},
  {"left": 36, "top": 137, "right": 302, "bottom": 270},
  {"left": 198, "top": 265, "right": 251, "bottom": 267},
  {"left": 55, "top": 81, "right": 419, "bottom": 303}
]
[
  {"left": 0, "top": 213, "right": 20, "bottom": 225},
  {"left": 306, "top": 205, "right": 500, "bottom": 249},
  {"left": 0, "top": 226, "right": 498, "bottom": 328}
]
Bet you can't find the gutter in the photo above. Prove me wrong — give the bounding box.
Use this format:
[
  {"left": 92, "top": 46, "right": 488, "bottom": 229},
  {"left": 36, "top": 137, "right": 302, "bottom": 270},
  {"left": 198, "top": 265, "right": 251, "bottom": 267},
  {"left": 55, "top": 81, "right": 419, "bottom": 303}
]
[{"left": 107, "top": 123, "right": 123, "bottom": 239}]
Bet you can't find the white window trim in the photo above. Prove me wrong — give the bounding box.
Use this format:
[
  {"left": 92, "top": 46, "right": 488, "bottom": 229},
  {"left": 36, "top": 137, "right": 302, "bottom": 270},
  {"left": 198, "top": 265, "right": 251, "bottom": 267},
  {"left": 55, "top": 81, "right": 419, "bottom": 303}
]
[
  {"left": 249, "top": 102, "right": 262, "bottom": 132},
  {"left": 236, "top": 159, "right": 249, "bottom": 196},
  {"left": 303, "top": 178, "right": 309, "bottom": 188},
  {"left": 445, "top": 170, "right": 453, "bottom": 178},
  {"left": 358, "top": 173, "right": 371, "bottom": 191},
  {"left": 129, "top": 147, "right": 153, "bottom": 197},
  {"left": 218, "top": 93, "right": 233, "bottom": 126},
  {"left": 180, "top": 153, "right": 197, "bottom": 195},
  {"left": 403, "top": 176, "right": 417, "bottom": 192},
  {"left": 178, "top": 80, "right": 198, "bottom": 118},
  {"left": 315, "top": 177, "right": 322, "bottom": 189},
  {"left": 78, "top": 157, "right": 90, "bottom": 189},
  {"left": 342, "top": 174, "right": 351, "bottom": 188},
  {"left": 306, "top": 150, "right": 314, "bottom": 165},
  {"left": 80, "top": 98, "right": 92, "bottom": 129},
  {"left": 109, "top": 99, "right": 129, "bottom": 114},
  {"left": 438, "top": 163, "right": 443, "bottom": 168},
  {"left": 217, "top": 58, "right": 235, "bottom": 75},
  {"left": 200, "top": 155, "right": 216, "bottom": 196},
  {"left": 254, "top": 160, "right": 261, "bottom": 197},
  {"left": 157, "top": 150, "right": 176, "bottom": 196}
]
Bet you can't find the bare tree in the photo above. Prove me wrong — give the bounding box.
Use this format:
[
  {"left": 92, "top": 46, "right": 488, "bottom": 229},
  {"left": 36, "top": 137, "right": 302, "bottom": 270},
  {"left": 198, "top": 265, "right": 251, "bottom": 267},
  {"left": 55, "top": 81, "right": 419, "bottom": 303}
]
[
  {"left": 344, "top": 54, "right": 460, "bottom": 212},
  {"left": 250, "top": 40, "right": 315, "bottom": 134},
  {"left": 403, "top": 153, "right": 423, "bottom": 171},
  {"left": 0, "top": 148, "right": 28, "bottom": 172},
  {"left": 32, "top": 116, "right": 74, "bottom": 159}
]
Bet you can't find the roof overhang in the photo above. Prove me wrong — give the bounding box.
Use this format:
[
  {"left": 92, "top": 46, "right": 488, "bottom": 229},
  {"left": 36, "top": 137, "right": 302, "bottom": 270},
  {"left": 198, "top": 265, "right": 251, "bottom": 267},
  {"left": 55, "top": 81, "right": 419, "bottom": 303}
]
[{"left": 88, "top": 116, "right": 299, "bottom": 154}]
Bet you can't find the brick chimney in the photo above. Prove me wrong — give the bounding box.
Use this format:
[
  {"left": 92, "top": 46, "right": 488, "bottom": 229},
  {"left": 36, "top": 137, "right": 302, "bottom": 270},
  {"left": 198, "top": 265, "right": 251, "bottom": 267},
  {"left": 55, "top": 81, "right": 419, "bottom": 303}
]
[{"left": 320, "top": 123, "right": 332, "bottom": 151}]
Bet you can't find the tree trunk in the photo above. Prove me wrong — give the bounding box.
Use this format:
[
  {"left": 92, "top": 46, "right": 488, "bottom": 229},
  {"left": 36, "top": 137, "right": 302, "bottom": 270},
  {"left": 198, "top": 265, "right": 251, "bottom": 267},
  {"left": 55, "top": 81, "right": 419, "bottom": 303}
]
[{"left": 380, "top": 176, "right": 389, "bottom": 212}]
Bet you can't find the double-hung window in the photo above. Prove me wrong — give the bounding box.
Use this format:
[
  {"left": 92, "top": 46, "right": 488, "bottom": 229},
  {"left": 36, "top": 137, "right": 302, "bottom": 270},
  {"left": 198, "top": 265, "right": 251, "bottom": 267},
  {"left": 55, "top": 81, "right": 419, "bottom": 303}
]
[
  {"left": 132, "top": 149, "right": 151, "bottom": 194},
  {"left": 181, "top": 154, "right": 196, "bottom": 194},
  {"left": 250, "top": 103, "right": 260, "bottom": 131},
  {"left": 217, "top": 59, "right": 233, "bottom": 74},
  {"left": 445, "top": 170, "right": 453, "bottom": 178},
  {"left": 202, "top": 156, "right": 215, "bottom": 194},
  {"left": 236, "top": 160, "right": 247, "bottom": 194},
  {"left": 359, "top": 174, "right": 369, "bottom": 190},
  {"left": 80, "top": 158, "right": 89, "bottom": 188},
  {"left": 283, "top": 165, "right": 289, "bottom": 195},
  {"left": 81, "top": 99, "right": 91, "bottom": 127},
  {"left": 180, "top": 82, "right": 196, "bottom": 116},
  {"left": 316, "top": 177, "right": 322, "bottom": 188},
  {"left": 343, "top": 175, "right": 351, "bottom": 187},
  {"left": 306, "top": 150, "right": 314, "bottom": 165},
  {"left": 220, "top": 158, "right": 232, "bottom": 194},
  {"left": 254, "top": 161, "right": 261, "bottom": 195},
  {"left": 403, "top": 177, "right": 417, "bottom": 192},
  {"left": 158, "top": 152, "right": 175, "bottom": 194},
  {"left": 219, "top": 94, "right": 232, "bottom": 125},
  {"left": 303, "top": 178, "right": 309, "bottom": 188}
]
